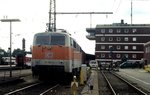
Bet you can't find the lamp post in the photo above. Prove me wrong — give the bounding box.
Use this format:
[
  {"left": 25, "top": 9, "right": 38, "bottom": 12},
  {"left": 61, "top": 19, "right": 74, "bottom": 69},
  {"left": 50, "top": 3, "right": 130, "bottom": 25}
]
[{"left": 0, "top": 19, "right": 20, "bottom": 77}]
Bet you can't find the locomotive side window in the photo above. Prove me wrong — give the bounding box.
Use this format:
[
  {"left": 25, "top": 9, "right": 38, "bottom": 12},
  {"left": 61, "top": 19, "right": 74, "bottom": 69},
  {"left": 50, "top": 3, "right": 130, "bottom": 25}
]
[
  {"left": 73, "top": 40, "right": 77, "bottom": 48},
  {"left": 51, "top": 35, "right": 65, "bottom": 45},
  {"left": 70, "top": 38, "right": 73, "bottom": 47},
  {"left": 36, "top": 36, "right": 50, "bottom": 45},
  {"left": 76, "top": 44, "right": 80, "bottom": 51}
]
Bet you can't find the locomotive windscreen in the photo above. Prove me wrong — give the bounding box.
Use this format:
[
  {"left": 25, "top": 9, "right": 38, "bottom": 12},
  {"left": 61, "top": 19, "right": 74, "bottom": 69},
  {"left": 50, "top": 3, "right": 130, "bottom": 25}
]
[
  {"left": 36, "top": 35, "right": 50, "bottom": 45},
  {"left": 35, "top": 34, "right": 65, "bottom": 46},
  {"left": 51, "top": 35, "right": 65, "bottom": 45}
]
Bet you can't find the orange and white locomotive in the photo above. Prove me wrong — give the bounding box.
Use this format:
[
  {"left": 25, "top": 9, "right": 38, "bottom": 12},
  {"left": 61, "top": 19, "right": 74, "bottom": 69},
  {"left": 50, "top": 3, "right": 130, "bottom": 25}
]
[{"left": 31, "top": 29, "right": 85, "bottom": 81}]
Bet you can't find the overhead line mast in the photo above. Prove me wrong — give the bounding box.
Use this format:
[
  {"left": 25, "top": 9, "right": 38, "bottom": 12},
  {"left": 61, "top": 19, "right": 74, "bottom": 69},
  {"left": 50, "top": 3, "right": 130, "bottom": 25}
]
[
  {"left": 48, "top": 0, "right": 113, "bottom": 32},
  {"left": 49, "top": 0, "right": 56, "bottom": 32}
]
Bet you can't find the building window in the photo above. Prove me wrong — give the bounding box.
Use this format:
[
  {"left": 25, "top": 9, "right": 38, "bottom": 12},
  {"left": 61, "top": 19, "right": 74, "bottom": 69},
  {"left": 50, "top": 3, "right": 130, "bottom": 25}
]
[
  {"left": 101, "top": 29, "right": 105, "bottom": 33},
  {"left": 116, "top": 45, "right": 121, "bottom": 50},
  {"left": 101, "top": 54, "right": 105, "bottom": 58},
  {"left": 145, "top": 47, "right": 148, "bottom": 53},
  {"left": 109, "top": 45, "right": 113, "bottom": 49},
  {"left": 132, "top": 46, "right": 136, "bottom": 50},
  {"left": 148, "top": 47, "right": 150, "bottom": 53},
  {"left": 125, "top": 54, "right": 128, "bottom": 58},
  {"left": 133, "top": 37, "right": 137, "bottom": 41},
  {"left": 132, "top": 54, "right": 137, "bottom": 58},
  {"left": 132, "top": 29, "right": 137, "bottom": 33},
  {"left": 147, "top": 47, "right": 149, "bottom": 53},
  {"left": 101, "top": 37, "right": 105, "bottom": 41},
  {"left": 124, "top": 46, "right": 128, "bottom": 50},
  {"left": 124, "top": 37, "right": 129, "bottom": 41},
  {"left": 108, "top": 54, "right": 111, "bottom": 58},
  {"left": 109, "top": 29, "right": 113, "bottom": 33},
  {"left": 116, "top": 54, "right": 121, "bottom": 58},
  {"left": 101, "top": 45, "right": 105, "bottom": 49},
  {"left": 117, "top": 29, "right": 121, "bottom": 33},
  {"left": 124, "top": 29, "right": 129, "bottom": 33},
  {"left": 145, "top": 47, "right": 150, "bottom": 53},
  {"left": 109, "top": 37, "right": 113, "bottom": 41},
  {"left": 96, "top": 55, "right": 100, "bottom": 58},
  {"left": 117, "top": 37, "right": 121, "bottom": 41}
]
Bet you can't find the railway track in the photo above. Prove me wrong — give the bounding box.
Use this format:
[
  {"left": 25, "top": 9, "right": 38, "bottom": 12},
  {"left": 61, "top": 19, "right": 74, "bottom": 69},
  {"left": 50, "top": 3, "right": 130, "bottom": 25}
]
[
  {"left": 4, "top": 82, "right": 59, "bottom": 95},
  {"left": 101, "top": 70, "right": 148, "bottom": 95},
  {"left": 98, "top": 70, "right": 112, "bottom": 95}
]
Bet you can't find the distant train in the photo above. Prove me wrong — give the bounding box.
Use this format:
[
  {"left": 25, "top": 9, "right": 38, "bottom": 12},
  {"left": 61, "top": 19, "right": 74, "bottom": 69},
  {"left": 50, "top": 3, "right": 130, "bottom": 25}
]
[
  {"left": 1, "top": 57, "right": 16, "bottom": 65},
  {"left": 16, "top": 53, "right": 32, "bottom": 68},
  {"left": 31, "top": 29, "right": 85, "bottom": 81}
]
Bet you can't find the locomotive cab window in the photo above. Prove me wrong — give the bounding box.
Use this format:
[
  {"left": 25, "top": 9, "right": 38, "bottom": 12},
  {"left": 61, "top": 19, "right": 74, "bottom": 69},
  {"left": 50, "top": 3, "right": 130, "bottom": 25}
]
[
  {"left": 34, "top": 33, "right": 66, "bottom": 46},
  {"left": 36, "top": 35, "right": 50, "bottom": 45},
  {"left": 73, "top": 40, "right": 77, "bottom": 48},
  {"left": 51, "top": 34, "right": 65, "bottom": 45}
]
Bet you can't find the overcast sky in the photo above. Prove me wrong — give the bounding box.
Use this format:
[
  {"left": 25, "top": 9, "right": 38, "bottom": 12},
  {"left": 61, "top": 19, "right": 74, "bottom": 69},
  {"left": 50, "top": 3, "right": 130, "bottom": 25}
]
[{"left": 0, "top": 0, "right": 150, "bottom": 54}]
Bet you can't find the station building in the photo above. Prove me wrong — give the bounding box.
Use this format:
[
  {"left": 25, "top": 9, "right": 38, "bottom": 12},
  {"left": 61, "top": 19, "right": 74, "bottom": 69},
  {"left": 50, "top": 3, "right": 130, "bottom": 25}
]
[{"left": 86, "top": 20, "right": 150, "bottom": 64}]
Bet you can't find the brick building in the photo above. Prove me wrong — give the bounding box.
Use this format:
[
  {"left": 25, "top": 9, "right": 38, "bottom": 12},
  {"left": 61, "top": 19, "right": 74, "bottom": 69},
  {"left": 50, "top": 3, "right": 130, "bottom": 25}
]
[{"left": 86, "top": 20, "right": 150, "bottom": 64}]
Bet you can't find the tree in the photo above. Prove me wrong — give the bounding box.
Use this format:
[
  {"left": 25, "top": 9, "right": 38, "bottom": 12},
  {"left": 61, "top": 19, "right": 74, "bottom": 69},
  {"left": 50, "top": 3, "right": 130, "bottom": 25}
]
[
  {"left": 12, "top": 48, "right": 25, "bottom": 57},
  {"left": 0, "top": 48, "right": 7, "bottom": 64},
  {"left": 0, "top": 48, "right": 7, "bottom": 57}
]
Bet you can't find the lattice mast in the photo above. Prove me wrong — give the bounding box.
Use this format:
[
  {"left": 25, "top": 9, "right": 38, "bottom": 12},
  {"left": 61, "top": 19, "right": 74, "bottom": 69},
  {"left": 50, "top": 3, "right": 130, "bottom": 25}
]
[
  {"left": 48, "top": 0, "right": 56, "bottom": 32},
  {"left": 47, "top": 0, "right": 113, "bottom": 32}
]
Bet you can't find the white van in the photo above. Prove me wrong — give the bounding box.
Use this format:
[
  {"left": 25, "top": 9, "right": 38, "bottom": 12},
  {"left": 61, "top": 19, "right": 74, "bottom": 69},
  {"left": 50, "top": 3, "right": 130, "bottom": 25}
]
[{"left": 89, "top": 60, "right": 98, "bottom": 69}]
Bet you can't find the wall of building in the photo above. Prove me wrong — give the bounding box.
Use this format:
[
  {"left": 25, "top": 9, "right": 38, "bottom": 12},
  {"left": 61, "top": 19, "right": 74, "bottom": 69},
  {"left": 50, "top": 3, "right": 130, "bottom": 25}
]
[{"left": 87, "top": 21, "right": 150, "bottom": 64}]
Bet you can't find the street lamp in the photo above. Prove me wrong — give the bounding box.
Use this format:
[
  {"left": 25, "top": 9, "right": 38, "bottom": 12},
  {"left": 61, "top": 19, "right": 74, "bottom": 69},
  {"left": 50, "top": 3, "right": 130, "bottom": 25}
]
[{"left": 0, "top": 19, "right": 20, "bottom": 77}]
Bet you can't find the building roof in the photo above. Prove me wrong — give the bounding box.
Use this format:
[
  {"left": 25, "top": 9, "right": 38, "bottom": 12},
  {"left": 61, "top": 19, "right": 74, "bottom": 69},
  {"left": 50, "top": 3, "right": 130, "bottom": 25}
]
[
  {"left": 96, "top": 24, "right": 150, "bottom": 28},
  {"left": 86, "top": 28, "right": 96, "bottom": 33}
]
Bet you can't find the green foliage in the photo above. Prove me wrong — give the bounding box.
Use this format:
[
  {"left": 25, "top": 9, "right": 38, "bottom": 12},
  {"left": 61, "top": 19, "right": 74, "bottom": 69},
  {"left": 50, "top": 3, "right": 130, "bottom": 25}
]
[
  {"left": 12, "top": 48, "right": 25, "bottom": 57},
  {"left": 0, "top": 48, "right": 7, "bottom": 57}
]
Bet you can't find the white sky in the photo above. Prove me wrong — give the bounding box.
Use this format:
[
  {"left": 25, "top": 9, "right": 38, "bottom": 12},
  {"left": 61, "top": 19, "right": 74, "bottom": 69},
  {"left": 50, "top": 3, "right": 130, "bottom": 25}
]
[{"left": 0, "top": 0, "right": 150, "bottom": 54}]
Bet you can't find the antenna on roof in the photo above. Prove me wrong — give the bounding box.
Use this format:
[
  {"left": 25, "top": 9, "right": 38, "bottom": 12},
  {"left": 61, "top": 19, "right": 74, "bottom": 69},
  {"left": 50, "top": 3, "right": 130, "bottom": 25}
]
[{"left": 131, "top": 0, "right": 133, "bottom": 25}]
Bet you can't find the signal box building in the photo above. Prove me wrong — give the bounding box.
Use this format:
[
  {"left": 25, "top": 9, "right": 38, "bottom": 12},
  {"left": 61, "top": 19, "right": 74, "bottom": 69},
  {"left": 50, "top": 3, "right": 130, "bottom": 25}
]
[{"left": 86, "top": 20, "right": 150, "bottom": 64}]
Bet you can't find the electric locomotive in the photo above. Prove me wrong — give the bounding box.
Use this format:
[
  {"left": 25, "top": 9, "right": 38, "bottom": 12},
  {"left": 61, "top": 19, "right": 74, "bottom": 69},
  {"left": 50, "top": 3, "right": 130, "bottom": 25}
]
[{"left": 31, "top": 29, "right": 84, "bottom": 81}]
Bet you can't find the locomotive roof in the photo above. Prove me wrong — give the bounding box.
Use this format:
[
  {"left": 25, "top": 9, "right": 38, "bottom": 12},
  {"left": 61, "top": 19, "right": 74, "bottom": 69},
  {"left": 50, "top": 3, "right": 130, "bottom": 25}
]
[
  {"left": 34, "top": 29, "right": 75, "bottom": 40},
  {"left": 35, "top": 31, "right": 71, "bottom": 37},
  {"left": 33, "top": 29, "right": 83, "bottom": 52}
]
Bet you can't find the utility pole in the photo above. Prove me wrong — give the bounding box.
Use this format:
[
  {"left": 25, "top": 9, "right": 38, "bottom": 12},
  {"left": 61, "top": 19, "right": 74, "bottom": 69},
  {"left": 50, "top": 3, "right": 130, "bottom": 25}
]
[{"left": 49, "top": 0, "right": 56, "bottom": 32}]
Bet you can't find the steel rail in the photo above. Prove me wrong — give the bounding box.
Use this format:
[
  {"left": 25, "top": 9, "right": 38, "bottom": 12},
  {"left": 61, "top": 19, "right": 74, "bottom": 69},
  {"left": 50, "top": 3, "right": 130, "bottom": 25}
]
[
  {"left": 101, "top": 71, "right": 117, "bottom": 95},
  {"left": 4, "top": 83, "right": 41, "bottom": 95},
  {"left": 40, "top": 84, "right": 59, "bottom": 95},
  {"left": 112, "top": 72, "right": 148, "bottom": 95}
]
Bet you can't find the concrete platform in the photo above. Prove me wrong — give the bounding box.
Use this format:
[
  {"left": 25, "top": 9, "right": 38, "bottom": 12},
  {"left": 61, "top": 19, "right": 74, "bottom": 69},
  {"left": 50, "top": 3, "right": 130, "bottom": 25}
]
[
  {"left": 116, "top": 68, "right": 150, "bottom": 94},
  {"left": 80, "top": 68, "right": 150, "bottom": 95},
  {"left": 81, "top": 70, "right": 99, "bottom": 95}
]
